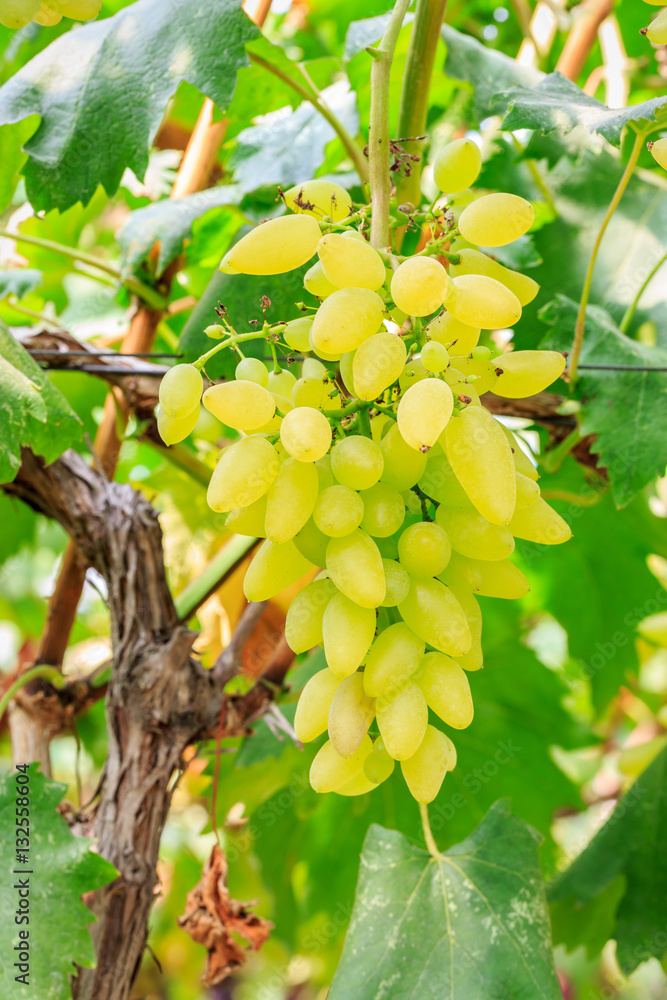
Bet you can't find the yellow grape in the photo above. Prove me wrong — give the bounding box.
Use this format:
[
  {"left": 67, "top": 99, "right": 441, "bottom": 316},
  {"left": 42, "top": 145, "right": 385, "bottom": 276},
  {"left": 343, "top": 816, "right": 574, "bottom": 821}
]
[
  {"left": 638, "top": 611, "right": 667, "bottom": 645},
  {"left": 304, "top": 358, "right": 328, "bottom": 380},
  {"left": 226, "top": 495, "right": 267, "bottom": 538},
  {"left": 283, "top": 179, "right": 352, "bottom": 221},
  {"left": 377, "top": 682, "right": 428, "bottom": 760},
  {"left": 328, "top": 672, "right": 376, "bottom": 757},
  {"left": 415, "top": 651, "right": 473, "bottom": 729},
  {"left": 398, "top": 576, "right": 471, "bottom": 657},
  {"left": 268, "top": 368, "right": 296, "bottom": 397},
  {"left": 399, "top": 356, "right": 428, "bottom": 390},
  {"left": 508, "top": 497, "right": 572, "bottom": 545},
  {"left": 310, "top": 735, "right": 373, "bottom": 793},
  {"left": 203, "top": 380, "right": 275, "bottom": 431},
  {"left": 398, "top": 521, "right": 452, "bottom": 577},
  {"left": 235, "top": 357, "right": 269, "bottom": 386},
  {"left": 390, "top": 257, "right": 451, "bottom": 317},
  {"left": 443, "top": 406, "right": 516, "bottom": 524},
  {"left": 419, "top": 449, "right": 471, "bottom": 507},
  {"left": 397, "top": 378, "right": 454, "bottom": 452},
  {"left": 220, "top": 214, "right": 320, "bottom": 275},
  {"left": 315, "top": 455, "right": 335, "bottom": 490},
  {"left": 494, "top": 350, "right": 566, "bottom": 398},
  {"left": 323, "top": 593, "right": 376, "bottom": 677},
  {"left": 331, "top": 435, "right": 384, "bottom": 490},
  {"left": 446, "top": 356, "right": 498, "bottom": 394},
  {"left": 443, "top": 578, "right": 483, "bottom": 671},
  {"left": 442, "top": 551, "right": 529, "bottom": 600},
  {"left": 318, "top": 233, "right": 385, "bottom": 291},
  {"left": 450, "top": 248, "right": 539, "bottom": 306},
  {"left": 446, "top": 275, "right": 522, "bottom": 329},
  {"left": 426, "top": 311, "right": 480, "bottom": 353},
  {"left": 363, "top": 737, "right": 396, "bottom": 784},
  {"left": 515, "top": 472, "right": 541, "bottom": 509},
  {"left": 458, "top": 192, "right": 535, "bottom": 247},
  {"left": 292, "top": 376, "right": 325, "bottom": 409},
  {"left": 314, "top": 485, "right": 364, "bottom": 537},
  {"left": 401, "top": 725, "right": 456, "bottom": 803},
  {"left": 435, "top": 503, "right": 515, "bottom": 561},
  {"left": 362, "top": 622, "right": 425, "bottom": 697},
  {"left": 359, "top": 482, "right": 405, "bottom": 537},
  {"left": 379, "top": 421, "right": 428, "bottom": 490},
  {"left": 339, "top": 351, "right": 356, "bottom": 397},
  {"left": 34, "top": 4, "right": 62, "bottom": 24},
  {"left": 285, "top": 576, "right": 337, "bottom": 653},
  {"left": 649, "top": 137, "right": 667, "bottom": 169},
  {"left": 280, "top": 407, "right": 332, "bottom": 462},
  {"left": 156, "top": 403, "right": 199, "bottom": 446},
  {"left": 380, "top": 559, "right": 411, "bottom": 607},
  {"left": 304, "top": 260, "right": 339, "bottom": 299},
  {"left": 433, "top": 138, "right": 482, "bottom": 193},
  {"left": 293, "top": 517, "right": 329, "bottom": 566},
  {"left": 243, "top": 539, "right": 312, "bottom": 601},
  {"left": 501, "top": 424, "right": 539, "bottom": 481},
  {"left": 646, "top": 8, "right": 667, "bottom": 43},
  {"left": 310, "top": 287, "right": 385, "bottom": 355},
  {"left": 58, "top": 0, "right": 101, "bottom": 17},
  {"left": 207, "top": 436, "right": 279, "bottom": 512},
  {"left": 421, "top": 341, "right": 450, "bottom": 373},
  {"left": 265, "top": 458, "right": 319, "bottom": 544},
  {"left": 159, "top": 363, "right": 203, "bottom": 418},
  {"left": 335, "top": 772, "right": 377, "bottom": 796},
  {"left": 353, "top": 332, "right": 407, "bottom": 400},
  {"left": 294, "top": 667, "right": 342, "bottom": 742},
  {"left": 326, "top": 529, "right": 385, "bottom": 608},
  {"left": 283, "top": 317, "right": 314, "bottom": 352}
]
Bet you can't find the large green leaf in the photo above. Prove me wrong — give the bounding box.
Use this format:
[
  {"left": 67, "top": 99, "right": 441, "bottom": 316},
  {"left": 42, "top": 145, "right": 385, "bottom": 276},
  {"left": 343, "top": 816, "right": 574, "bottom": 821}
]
[
  {"left": 0, "top": 0, "right": 259, "bottom": 212},
  {"left": 0, "top": 118, "right": 36, "bottom": 213},
  {"left": 0, "top": 323, "right": 81, "bottom": 484},
  {"left": 0, "top": 269, "right": 43, "bottom": 300},
  {"left": 329, "top": 802, "right": 561, "bottom": 1000},
  {"left": 0, "top": 765, "right": 117, "bottom": 999},
  {"left": 548, "top": 746, "right": 667, "bottom": 974}
]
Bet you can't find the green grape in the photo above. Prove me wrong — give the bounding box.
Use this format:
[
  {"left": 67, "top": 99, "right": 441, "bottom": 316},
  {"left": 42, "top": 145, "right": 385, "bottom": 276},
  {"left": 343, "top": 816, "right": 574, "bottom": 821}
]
[
  {"left": 34, "top": 4, "right": 62, "bottom": 24},
  {"left": 203, "top": 380, "right": 276, "bottom": 431},
  {"left": 328, "top": 672, "right": 376, "bottom": 757},
  {"left": 397, "top": 378, "right": 454, "bottom": 452},
  {"left": 421, "top": 341, "right": 449, "bottom": 373},
  {"left": 243, "top": 539, "right": 313, "bottom": 601},
  {"left": 363, "top": 737, "right": 396, "bottom": 784},
  {"left": 294, "top": 667, "right": 342, "bottom": 742},
  {"left": 435, "top": 503, "right": 515, "bottom": 561},
  {"left": 265, "top": 458, "right": 319, "bottom": 544},
  {"left": 226, "top": 495, "right": 268, "bottom": 538},
  {"left": 353, "top": 332, "right": 407, "bottom": 401},
  {"left": 313, "top": 485, "right": 364, "bottom": 537},
  {"left": 280, "top": 407, "right": 332, "bottom": 462},
  {"left": 315, "top": 454, "right": 335, "bottom": 490},
  {"left": 292, "top": 376, "right": 325, "bottom": 409},
  {"left": 207, "top": 435, "right": 279, "bottom": 512},
  {"left": 283, "top": 317, "right": 315, "bottom": 352},
  {"left": 304, "top": 260, "right": 339, "bottom": 299},
  {"left": 515, "top": 472, "right": 541, "bottom": 509},
  {"left": 646, "top": 8, "right": 667, "bottom": 43},
  {"left": 446, "top": 275, "right": 522, "bottom": 329},
  {"left": 335, "top": 772, "right": 377, "bottom": 796},
  {"left": 380, "top": 559, "right": 411, "bottom": 607},
  {"left": 331, "top": 435, "right": 384, "bottom": 490},
  {"left": 220, "top": 214, "right": 321, "bottom": 275},
  {"left": 415, "top": 652, "right": 474, "bottom": 729},
  {"left": 442, "top": 577, "right": 483, "bottom": 672},
  {"left": 500, "top": 424, "right": 539, "bottom": 481},
  {"left": 359, "top": 483, "right": 405, "bottom": 537},
  {"left": 433, "top": 138, "right": 482, "bottom": 194},
  {"left": 268, "top": 393, "right": 293, "bottom": 420},
  {"left": 398, "top": 576, "right": 471, "bottom": 657},
  {"left": 323, "top": 593, "right": 376, "bottom": 676},
  {"left": 156, "top": 403, "right": 199, "bottom": 446},
  {"left": 293, "top": 516, "right": 330, "bottom": 566},
  {"left": 494, "top": 350, "right": 566, "bottom": 398},
  {"left": 638, "top": 611, "right": 667, "bottom": 645},
  {"left": 159, "top": 363, "right": 203, "bottom": 418},
  {"left": 445, "top": 356, "right": 498, "bottom": 394},
  {"left": 285, "top": 576, "right": 337, "bottom": 653},
  {"left": 508, "top": 497, "right": 572, "bottom": 545},
  {"left": 442, "top": 551, "right": 529, "bottom": 600},
  {"left": 303, "top": 357, "right": 327, "bottom": 379},
  {"left": 339, "top": 350, "right": 356, "bottom": 397},
  {"left": 310, "top": 287, "right": 385, "bottom": 355},
  {"left": 649, "top": 137, "right": 667, "bottom": 169},
  {"left": 471, "top": 346, "right": 492, "bottom": 361},
  {"left": 318, "top": 232, "right": 385, "bottom": 291},
  {"left": 419, "top": 448, "right": 471, "bottom": 507},
  {"left": 268, "top": 368, "right": 297, "bottom": 397},
  {"left": 235, "top": 357, "right": 269, "bottom": 387},
  {"left": 399, "top": 356, "right": 428, "bottom": 390},
  {"left": 398, "top": 521, "right": 451, "bottom": 577},
  {"left": 310, "top": 735, "right": 372, "bottom": 793},
  {"left": 390, "top": 257, "right": 451, "bottom": 317},
  {"left": 326, "top": 529, "right": 386, "bottom": 608},
  {"left": 425, "top": 311, "right": 480, "bottom": 354},
  {"left": 377, "top": 682, "right": 428, "bottom": 760},
  {"left": 362, "top": 622, "right": 424, "bottom": 697},
  {"left": 58, "top": 0, "right": 101, "bottom": 16},
  {"left": 379, "top": 421, "right": 428, "bottom": 490},
  {"left": 401, "top": 725, "right": 456, "bottom": 803},
  {"left": 283, "top": 179, "right": 352, "bottom": 222},
  {"left": 458, "top": 192, "right": 535, "bottom": 248},
  {"left": 342, "top": 230, "right": 367, "bottom": 242},
  {"left": 449, "top": 248, "right": 540, "bottom": 306},
  {"left": 443, "top": 406, "right": 516, "bottom": 525}
]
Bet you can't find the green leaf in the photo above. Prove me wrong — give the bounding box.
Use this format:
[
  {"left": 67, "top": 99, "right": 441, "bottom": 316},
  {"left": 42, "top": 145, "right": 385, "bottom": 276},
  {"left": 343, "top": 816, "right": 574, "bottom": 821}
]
[
  {"left": 343, "top": 11, "right": 413, "bottom": 61},
  {"left": 0, "top": 269, "right": 43, "bottom": 300},
  {"left": 0, "top": 0, "right": 259, "bottom": 212},
  {"left": 540, "top": 295, "right": 667, "bottom": 506},
  {"left": 235, "top": 704, "right": 298, "bottom": 768},
  {"left": 500, "top": 72, "right": 667, "bottom": 147},
  {"left": 0, "top": 323, "right": 81, "bottom": 484},
  {"left": 0, "top": 764, "right": 117, "bottom": 999},
  {"left": 0, "top": 118, "right": 37, "bottom": 214},
  {"left": 548, "top": 746, "right": 667, "bottom": 974},
  {"left": 329, "top": 802, "right": 562, "bottom": 1000}
]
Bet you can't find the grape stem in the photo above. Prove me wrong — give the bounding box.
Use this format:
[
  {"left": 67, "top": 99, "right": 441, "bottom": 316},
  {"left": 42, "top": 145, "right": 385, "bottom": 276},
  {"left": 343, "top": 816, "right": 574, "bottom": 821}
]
[
  {"left": 569, "top": 127, "right": 647, "bottom": 383},
  {"left": 619, "top": 248, "right": 667, "bottom": 334},
  {"left": 419, "top": 802, "right": 441, "bottom": 857},
  {"left": 193, "top": 326, "right": 286, "bottom": 371}
]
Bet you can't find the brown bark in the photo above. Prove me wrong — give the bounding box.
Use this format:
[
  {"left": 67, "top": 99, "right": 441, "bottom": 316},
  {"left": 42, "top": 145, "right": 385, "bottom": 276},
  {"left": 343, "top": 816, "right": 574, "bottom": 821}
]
[{"left": 556, "top": 0, "right": 614, "bottom": 83}]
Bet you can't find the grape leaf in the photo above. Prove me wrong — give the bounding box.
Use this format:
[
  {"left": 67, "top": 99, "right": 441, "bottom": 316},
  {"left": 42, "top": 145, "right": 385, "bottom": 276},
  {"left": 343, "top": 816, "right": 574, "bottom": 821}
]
[
  {"left": 0, "top": 765, "right": 117, "bottom": 999},
  {"left": 0, "top": 0, "right": 259, "bottom": 212},
  {"left": 343, "top": 11, "right": 413, "bottom": 61},
  {"left": 0, "top": 323, "right": 81, "bottom": 484},
  {"left": 328, "top": 802, "right": 562, "bottom": 1000},
  {"left": 0, "top": 118, "right": 37, "bottom": 214},
  {"left": 548, "top": 746, "right": 667, "bottom": 974},
  {"left": 540, "top": 295, "right": 667, "bottom": 507},
  {"left": 500, "top": 72, "right": 667, "bottom": 147},
  {"left": 0, "top": 269, "right": 43, "bottom": 300}
]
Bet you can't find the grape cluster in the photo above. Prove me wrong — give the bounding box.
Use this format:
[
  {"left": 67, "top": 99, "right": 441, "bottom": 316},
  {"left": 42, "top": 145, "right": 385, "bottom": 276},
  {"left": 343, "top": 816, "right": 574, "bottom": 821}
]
[
  {"left": 158, "top": 142, "right": 571, "bottom": 805},
  {"left": 0, "top": 0, "right": 100, "bottom": 29}
]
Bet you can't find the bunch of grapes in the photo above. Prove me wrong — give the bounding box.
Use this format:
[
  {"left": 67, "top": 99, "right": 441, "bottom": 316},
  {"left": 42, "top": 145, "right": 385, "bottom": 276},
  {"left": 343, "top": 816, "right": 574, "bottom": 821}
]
[
  {"left": 0, "top": 0, "right": 100, "bottom": 29},
  {"left": 158, "top": 138, "right": 572, "bottom": 805}
]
